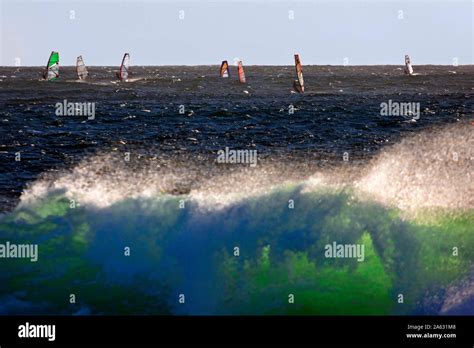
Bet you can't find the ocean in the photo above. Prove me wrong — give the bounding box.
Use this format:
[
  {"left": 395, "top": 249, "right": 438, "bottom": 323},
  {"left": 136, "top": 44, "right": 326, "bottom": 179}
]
[{"left": 0, "top": 65, "right": 472, "bottom": 315}]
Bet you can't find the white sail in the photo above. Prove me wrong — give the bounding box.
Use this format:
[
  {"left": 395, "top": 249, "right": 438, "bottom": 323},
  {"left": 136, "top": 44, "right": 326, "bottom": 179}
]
[
  {"left": 405, "top": 55, "right": 413, "bottom": 75},
  {"left": 119, "top": 53, "right": 130, "bottom": 80},
  {"left": 76, "top": 55, "right": 88, "bottom": 80}
]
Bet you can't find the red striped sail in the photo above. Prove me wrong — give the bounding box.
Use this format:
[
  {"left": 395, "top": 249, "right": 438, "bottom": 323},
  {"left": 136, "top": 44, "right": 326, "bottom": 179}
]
[
  {"left": 237, "top": 61, "right": 246, "bottom": 83},
  {"left": 293, "top": 54, "right": 304, "bottom": 94}
]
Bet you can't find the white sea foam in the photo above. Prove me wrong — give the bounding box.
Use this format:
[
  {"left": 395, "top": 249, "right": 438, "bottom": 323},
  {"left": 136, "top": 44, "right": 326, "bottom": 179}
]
[
  {"left": 355, "top": 122, "right": 473, "bottom": 212},
  {"left": 19, "top": 123, "right": 473, "bottom": 214}
]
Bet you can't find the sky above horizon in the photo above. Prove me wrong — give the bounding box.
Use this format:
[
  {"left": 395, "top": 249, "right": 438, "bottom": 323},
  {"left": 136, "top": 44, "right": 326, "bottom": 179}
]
[{"left": 0, "top": 0, "right": 472, "bottom": 66}]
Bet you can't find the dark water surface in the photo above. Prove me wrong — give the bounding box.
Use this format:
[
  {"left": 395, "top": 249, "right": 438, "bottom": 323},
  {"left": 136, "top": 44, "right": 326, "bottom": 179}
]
[{"left": 1, "top": 65, "right": 472, "bottom": 211}]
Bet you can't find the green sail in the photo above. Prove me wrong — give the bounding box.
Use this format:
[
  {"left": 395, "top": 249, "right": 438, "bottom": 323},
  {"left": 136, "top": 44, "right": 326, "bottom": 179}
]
[{"left": 44, "top": 51, "right": 59, "bottom": 81}]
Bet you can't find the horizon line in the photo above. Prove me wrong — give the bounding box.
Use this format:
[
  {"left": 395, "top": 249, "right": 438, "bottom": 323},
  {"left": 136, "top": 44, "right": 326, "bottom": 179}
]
[{"left": 2, "top": 64, "right": 473, "bottom": 68}]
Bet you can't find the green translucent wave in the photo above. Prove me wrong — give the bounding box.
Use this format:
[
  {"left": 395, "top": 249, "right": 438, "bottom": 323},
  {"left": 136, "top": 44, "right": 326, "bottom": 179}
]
[{"left": 0, "top": 187, "right": 472, "bottom": 315}]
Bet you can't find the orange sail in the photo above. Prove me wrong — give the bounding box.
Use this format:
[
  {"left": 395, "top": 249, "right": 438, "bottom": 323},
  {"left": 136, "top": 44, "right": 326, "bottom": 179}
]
[
  {"left": 220, "top": 60, "right": 230, "bottom": 77},
  {"left": 237, "top": 61, "right": 246, "bottom": 83},
  {"left": 293, "top": 54, "right": 304, "bottom": 94}
]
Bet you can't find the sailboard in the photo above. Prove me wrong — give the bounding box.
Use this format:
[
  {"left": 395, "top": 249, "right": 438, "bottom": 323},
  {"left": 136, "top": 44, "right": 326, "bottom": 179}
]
[
  {"left": 117, "top": 53, "right": 130, "bottom": 81},
  {"left": 293, "top": 54, "right": 304, "bottom": 94},
  {"left": 237, "top": 61, "right": 246, "bottom": 83},
  {"left": 43, "top": 51, "right": 59, "bottom": 81},
  {"left": 404, "top": 55, "right": 414, "bottom": 75},
  {"left": 220, "top": 60, "right": 230, "bottom": 78},
  {"left": 76, "top": 55, "right": 88, "bottom": 80}
]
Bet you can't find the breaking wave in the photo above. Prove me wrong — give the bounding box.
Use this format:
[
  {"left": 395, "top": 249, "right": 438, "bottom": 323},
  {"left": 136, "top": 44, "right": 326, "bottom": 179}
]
[
  {"left": 19, "top": 122, "right": 473, "bottom": 214},
  {"left": 0, "top": 122, "right": 472, "bottom": 315}
]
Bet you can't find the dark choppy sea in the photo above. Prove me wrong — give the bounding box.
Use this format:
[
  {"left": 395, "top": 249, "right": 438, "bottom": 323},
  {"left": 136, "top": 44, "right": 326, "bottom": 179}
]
[{"left": 0, "top": 65, "right": 472, "bottom": 209}]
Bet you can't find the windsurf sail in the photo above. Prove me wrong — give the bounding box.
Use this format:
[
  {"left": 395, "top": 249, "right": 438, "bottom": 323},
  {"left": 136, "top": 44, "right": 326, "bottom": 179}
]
[
  {"left": 293, "top": 54, "right": 304, "bottom": 94},
  {"left": 118, "top": 53, "right": 130, "bottom": 81},
  {"left": 220, "top": 60, "right": 230, "bottom": 78},
  {"left": 43, "top": 51, "right": 59, "bottom": 81},
  {"left": 76, "top": 55, "right": 88, "bottom": 80},
  {"left": 237, "top": 61, "right": 246, "bottom": 83},
  {"left": 404, "top": 55, "right": 414, "bottom": 75}
]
